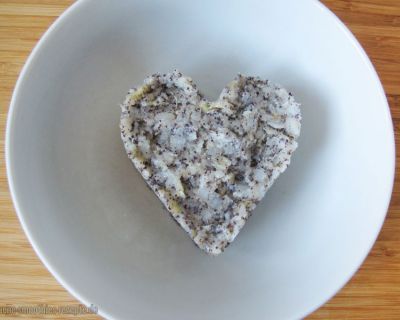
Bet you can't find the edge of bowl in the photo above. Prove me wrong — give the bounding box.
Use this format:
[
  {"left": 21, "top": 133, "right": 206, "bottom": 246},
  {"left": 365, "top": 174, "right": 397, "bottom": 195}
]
[
  {"left": 295, "top": 1, "right": 396, "bottom": 319},
  {"left": 5, "top": 1, "right": 396, "bottom": 320},
  {"left": 4, "top": 0, "right": 109, "bottom": 319}
]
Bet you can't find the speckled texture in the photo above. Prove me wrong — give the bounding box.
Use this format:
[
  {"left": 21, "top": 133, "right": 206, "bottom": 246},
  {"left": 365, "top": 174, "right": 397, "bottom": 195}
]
[{"left": 120, "top": 70, "right": 301, "bottom": 255}]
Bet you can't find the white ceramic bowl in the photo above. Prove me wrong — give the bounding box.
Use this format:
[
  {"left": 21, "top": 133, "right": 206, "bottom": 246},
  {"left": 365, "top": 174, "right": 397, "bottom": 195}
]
[{"left": 6, "top": 0, "right": 395, "bottom": 319}]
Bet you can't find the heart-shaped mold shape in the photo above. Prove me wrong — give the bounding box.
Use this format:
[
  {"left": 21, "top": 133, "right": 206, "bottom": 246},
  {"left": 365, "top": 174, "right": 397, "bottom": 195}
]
[{"left": 120, "top": 70, "right": 301, "bottom": 255}]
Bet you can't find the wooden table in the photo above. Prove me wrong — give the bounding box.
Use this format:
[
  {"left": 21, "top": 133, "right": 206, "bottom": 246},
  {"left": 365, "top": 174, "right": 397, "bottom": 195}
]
[{"left": 0, "top": 1, "right": 399, "bottom": 319}]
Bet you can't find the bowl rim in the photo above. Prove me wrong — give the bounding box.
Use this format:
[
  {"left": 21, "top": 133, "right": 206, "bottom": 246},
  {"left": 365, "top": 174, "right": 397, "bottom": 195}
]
[{"left": 5, "top": 1, "right": 395, "bottom": 319}]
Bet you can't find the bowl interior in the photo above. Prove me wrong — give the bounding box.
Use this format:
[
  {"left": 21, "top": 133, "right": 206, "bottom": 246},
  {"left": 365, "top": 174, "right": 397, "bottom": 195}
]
[{"left": 7, "top": 0, "right": 394, "bottom": 319}]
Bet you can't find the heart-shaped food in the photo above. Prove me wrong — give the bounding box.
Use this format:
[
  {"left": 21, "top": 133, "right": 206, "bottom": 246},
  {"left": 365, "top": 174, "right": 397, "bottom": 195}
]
[{"left": 120, "top": 70, "right": 301, "bottom": 255}]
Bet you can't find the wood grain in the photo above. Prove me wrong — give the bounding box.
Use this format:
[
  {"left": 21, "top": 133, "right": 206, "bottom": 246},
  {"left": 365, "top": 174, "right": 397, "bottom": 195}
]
[{"left": 0, "top": 1, "right": 399, "bottom": 319}]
